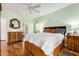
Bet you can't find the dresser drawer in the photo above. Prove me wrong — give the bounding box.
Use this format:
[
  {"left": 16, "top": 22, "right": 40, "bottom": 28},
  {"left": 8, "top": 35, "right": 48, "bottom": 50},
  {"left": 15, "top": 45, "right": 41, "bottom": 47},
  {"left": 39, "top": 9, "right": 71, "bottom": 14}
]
[
  {"left": 67, "top": 35, "right": 79, "bottom": 53},
  {"left": 8, "top": 32, "right": 23, "bottom": 44},
  {"left": 75, "top": 43, "right": 79, "bottom": 52}
]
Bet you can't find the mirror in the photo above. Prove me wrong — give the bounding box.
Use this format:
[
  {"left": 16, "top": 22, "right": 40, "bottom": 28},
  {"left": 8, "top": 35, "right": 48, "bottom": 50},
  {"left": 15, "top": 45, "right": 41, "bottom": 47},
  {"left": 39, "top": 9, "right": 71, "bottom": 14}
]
[{"left": 10, "top": 18, "right": 20, "bottom": 29}]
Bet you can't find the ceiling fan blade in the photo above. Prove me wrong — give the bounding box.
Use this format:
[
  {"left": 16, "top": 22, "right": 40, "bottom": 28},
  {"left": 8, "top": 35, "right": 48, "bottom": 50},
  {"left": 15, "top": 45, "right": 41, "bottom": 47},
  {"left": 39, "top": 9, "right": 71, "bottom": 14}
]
[
  {"left": 33, "top": 9, "right": 40, "bottom": 13},
  {"left": 31, "top": 5, "right": 40, "bottom": 8},
  {"left": 27, "top": 3, "right": 40, "bottom": 14}
]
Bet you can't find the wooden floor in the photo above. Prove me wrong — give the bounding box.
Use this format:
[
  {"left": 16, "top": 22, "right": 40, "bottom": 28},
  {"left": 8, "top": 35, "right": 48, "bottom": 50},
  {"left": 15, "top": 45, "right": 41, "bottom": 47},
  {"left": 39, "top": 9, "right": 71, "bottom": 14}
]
[
  {"left": 1, "top": 41, "right": 25, "bottom": 56},
  {"left": 1, "top": 41, "right": 73, "bottom": 56}
]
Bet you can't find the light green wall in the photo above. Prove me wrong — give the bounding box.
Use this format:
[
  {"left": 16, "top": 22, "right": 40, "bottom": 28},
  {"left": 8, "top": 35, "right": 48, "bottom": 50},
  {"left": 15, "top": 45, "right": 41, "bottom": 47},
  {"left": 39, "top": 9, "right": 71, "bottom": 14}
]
[
  {"left": 1, "top": 10, "right": 35, "bottom": 34},
  {"left": 2, "top": 4, "right": 79, "bottom": 34},
  {"left": 36, "top": 4, "right": 79, "bottom": 33}
]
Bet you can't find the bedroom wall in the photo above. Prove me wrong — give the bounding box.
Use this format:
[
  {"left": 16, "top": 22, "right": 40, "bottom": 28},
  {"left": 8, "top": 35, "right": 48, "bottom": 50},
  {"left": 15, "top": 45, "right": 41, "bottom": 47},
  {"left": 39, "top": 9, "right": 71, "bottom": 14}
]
[
  {"left": 1, "top": 10, "right": 34, "bottom": 40},
  {"left": 1, "top": 3, "right": 79, "bottom": 40},
  {"left": 35, "top": 4, "right": 79, "bottom": 34}
]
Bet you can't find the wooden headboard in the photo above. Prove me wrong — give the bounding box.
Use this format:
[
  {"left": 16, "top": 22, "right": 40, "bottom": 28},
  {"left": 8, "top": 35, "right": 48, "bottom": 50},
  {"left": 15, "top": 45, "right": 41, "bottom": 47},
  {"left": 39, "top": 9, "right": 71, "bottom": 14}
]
[{"left": 44, "top": 26, "right": 66, "bottom": 35}]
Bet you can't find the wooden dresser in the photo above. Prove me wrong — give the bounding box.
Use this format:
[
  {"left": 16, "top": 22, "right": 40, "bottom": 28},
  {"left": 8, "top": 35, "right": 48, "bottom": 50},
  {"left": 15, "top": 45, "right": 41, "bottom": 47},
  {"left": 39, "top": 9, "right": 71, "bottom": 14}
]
[
  {"left": 8, "top": 32, "right": 23, "bottom": 44},
  {"left": 66, "top": 35, "right": 79, "bottom": 55}
]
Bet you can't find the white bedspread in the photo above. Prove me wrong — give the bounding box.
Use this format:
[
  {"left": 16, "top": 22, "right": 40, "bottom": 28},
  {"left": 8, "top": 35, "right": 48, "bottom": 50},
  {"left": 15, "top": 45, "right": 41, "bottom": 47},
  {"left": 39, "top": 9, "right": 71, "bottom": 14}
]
[{"left": 25, "top": 33, "right": 64, "bottom": 56}]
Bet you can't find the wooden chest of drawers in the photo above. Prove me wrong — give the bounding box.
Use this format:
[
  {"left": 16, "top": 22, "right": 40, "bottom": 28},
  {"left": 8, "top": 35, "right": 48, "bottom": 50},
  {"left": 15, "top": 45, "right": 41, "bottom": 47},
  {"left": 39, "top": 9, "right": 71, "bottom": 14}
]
[
  {"left": 8, "top": 32, "right": 23, "bottom": 44},
  {"left": 67, "top": 35, "right": 79, "bottom": 53}
]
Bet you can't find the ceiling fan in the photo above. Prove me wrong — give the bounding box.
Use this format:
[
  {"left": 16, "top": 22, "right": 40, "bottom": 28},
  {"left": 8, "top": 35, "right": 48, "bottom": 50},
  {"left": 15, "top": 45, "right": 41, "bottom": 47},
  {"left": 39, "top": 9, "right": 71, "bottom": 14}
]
[{"left": 27, "top": 3, "right": 40, "bottom": 14}]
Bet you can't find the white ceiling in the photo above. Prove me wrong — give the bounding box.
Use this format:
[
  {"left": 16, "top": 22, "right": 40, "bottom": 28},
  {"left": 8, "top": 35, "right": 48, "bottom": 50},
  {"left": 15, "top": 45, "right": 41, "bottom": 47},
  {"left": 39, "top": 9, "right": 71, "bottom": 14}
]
[{"left": 2, "top": 3, "right": 74, "bottom": 18}]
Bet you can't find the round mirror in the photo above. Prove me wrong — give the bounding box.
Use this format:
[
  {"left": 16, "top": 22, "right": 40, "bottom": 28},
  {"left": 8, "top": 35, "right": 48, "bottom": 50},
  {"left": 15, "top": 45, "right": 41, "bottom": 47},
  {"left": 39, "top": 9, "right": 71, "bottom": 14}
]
[{"left": 10, "top": 18, "right": 20, "bottom": 29}]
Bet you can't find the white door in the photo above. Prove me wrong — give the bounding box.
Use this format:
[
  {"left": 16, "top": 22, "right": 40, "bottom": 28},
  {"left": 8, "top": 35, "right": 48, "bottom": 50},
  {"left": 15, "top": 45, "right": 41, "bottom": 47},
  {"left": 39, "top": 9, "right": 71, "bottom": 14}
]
[{"left": 1, "top": 18, "right": 8, "bottom": 41}]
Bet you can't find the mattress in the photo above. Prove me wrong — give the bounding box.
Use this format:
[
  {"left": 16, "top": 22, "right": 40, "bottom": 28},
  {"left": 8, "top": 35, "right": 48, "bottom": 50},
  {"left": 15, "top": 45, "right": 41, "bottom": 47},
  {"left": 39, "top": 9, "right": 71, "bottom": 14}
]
[{"left": 25, "top": 33, "right": 64, "bottom": 56}]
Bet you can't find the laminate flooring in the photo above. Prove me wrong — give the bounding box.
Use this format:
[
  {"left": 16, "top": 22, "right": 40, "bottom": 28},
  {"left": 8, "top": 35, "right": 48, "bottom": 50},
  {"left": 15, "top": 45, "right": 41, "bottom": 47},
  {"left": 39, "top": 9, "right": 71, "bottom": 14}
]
[{"left": 1, "top": 41, "right": 24, "bottom": 56}]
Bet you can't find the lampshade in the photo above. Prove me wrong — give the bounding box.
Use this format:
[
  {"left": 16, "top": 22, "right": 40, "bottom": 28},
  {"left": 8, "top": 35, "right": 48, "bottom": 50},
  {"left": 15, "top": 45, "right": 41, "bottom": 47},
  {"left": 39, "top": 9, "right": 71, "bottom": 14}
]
[{"left": 35, "top": 22, "right": 45, "bottom": 33}]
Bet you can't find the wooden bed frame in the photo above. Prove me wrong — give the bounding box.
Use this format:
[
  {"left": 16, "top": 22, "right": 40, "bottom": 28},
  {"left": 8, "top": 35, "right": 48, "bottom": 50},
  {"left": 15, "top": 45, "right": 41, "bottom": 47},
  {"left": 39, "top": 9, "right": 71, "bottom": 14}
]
[
  {"left": 25, "top": 26, "right": 66, "bottom": 56},
  {"left": 44, "top": 26, "right": 66, "bottom": 35}
]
